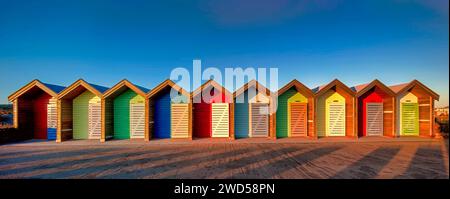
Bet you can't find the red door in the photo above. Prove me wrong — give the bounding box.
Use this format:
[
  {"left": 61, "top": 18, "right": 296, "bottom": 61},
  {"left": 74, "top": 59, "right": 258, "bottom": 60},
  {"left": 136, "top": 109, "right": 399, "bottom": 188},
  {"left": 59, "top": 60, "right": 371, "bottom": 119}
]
[
  {"left": 194, "top": 103, "right": 211, "bottom": 138},
  {"left": 33, "top": 93, "right": 51, "bottom": 139},
  {"left": 359, "top": 91, "right": 383, "bottom": 137}
]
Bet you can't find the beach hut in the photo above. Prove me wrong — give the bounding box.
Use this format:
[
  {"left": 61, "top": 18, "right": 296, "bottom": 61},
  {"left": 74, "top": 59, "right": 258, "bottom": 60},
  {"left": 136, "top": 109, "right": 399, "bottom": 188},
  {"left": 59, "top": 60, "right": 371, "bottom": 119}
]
[
  {"left": 147, "top": 79, "right": 191, "bottom": 140},
  {"left": 234, "top": 80, "right": 275, "bottom": 138},
  {"left": 192, "top": 80, "right": 234, "bottom": 139},
  {"left": 102, "top": 79, "right": 149, "bottom": 142},
  {"left": 313, "top": 79, "right": 356, "bottom": 138},
  {"left": 390, "top": 80, "right": 439, "bottom": 137},
  {"left": 276, "top": 79, "right": 315, "bottom": 138},
  {"left": 56, "top": 79, "right": 108, "bottom": 142},
  {"left": 353, "top": 80, "right": 396, "bottom": 137},
  {"left": 8, "top": 80, "right": 65, "bottom": 140}
]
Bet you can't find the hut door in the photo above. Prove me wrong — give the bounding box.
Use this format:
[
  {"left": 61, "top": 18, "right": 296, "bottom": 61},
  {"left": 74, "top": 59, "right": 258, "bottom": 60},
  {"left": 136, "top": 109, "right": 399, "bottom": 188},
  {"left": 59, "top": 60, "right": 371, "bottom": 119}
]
[
  {"left": 366, "top": 103, "right": 383, "bottom": 136},
  {"left": 250, "top": 103, "right": 269, "bottom": 137},
  {"left": 88, "top": 102, "right": 101, "bottom": 139},
  {"left": 211, "top": 103, "right": 229, "bottom": 137},
  {"left": 401, "top": 102, "right": 419, "bottom": 136},
  {"left": 171, "top": 104, "right": 189, "bottom": 138},
  {"left": 289, "top": 102, "right": 307, "bottom": 137},
  {"left": 130, "top": 103, "right": 145, "bottom": 138},
  {"left": 47, "top": 98, "right": 57, "bottom": 140},
  {"left": 327, "top": 100, "right": 346, "bottom": 136}
]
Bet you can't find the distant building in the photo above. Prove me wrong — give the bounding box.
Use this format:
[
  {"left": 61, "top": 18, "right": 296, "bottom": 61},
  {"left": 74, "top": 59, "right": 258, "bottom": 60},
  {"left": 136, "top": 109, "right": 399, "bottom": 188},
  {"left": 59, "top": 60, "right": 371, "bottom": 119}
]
[{"left": 435, "top": 106, "right": 449, "bottom": 116}]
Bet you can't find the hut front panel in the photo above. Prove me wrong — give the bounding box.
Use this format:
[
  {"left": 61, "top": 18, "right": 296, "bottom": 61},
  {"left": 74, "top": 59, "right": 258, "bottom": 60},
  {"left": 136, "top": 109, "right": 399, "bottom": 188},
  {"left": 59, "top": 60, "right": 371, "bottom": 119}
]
[
  {"left": 326, "top": 92, "right": 346, "bottom": 136},
  {"left": 171, "top": 103, "right": 189, "bottom": 138},
  {"left": 153, "top": 90, "right": 171, "bottom": 138},
  {"left": 366, "top": 103, "right": 383, "bottom": 136},
  {"left": 234, "top": 101, "right": 249, "bottom": 138},
  {"left": 359, "top": 90, "right": 383, "bottom": 136},
  {"left": 211, "top": 103, "right": 229, "bottom": 137},
  {"left": 288, "top": 92, "right": 308, "bottom": 137},
  {"left": 47, "top": 98, "right": 57, "bottom": 140},
  {"left": 18, "top": 99, "right": 32, "bottom": 132},
  {"left": 250, "top": 103, "right": 269, "bottom": 137},
  {"left": 289, "top": 103, "right": 307, "bottom": 137},
  {"left": 60, "top": 99, "right": 73, "bottom": 140},
  {"left": 88, "top": 96, "right": 101, "bottom": 139},
  {"left": 234, "top": 92, "right": 249, "bottom": 138},
  {"left": 130, "top": 95, "right": 145, "bottom": 138},
  {"left": 276, "top": 88, "right": 296, "bottom": 138},
  {"left": 104, "top": 99, "right": 114, "bottom": 138},
  {"left": 32, "top": 93, "right": 51, "bottom": 139},
  {"left": 73, "top": 91, "right": 95, "bottom": 139},
  {"left": 193, "top": 103, "right": 211, "bottom": 138},
  {"left": 113, "top": 89, "right": 137, "bottom": 139},
  {"left": 399, "top": 92, "right": 419, "bottom": 136},
  {"left": 316, "top": 91, "right": 327, "bottom": 137}
]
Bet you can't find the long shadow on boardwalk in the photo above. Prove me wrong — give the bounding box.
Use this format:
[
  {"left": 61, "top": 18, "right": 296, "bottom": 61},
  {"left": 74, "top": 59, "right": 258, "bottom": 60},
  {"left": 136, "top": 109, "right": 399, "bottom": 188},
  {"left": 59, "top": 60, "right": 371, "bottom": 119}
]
[
  {"left": 0, "top": 148, "right": 118, "bottom": 167},
  {"left": 164, "top": 146, "right": 302, "bottom": 179},
  {"left": 29, "top": 148, "right": 202, "bottom": 179},
  {"left": 331, "top": 146, "right": 401, "bottom": 179},
  {"left": 0, "top": 149, "right": 48, "bottom": 158},
  {"left": 395, "top": 145, "right": 448, "bottom": 179},
  {"left": 0, "top": 149, "right": 153, "bottom": 177},
  {"left": 230, "top": 146, "right": 342, "bottom": 179},
  {"left": 101, "top": 148, "right": 250, "bottom": 179}
]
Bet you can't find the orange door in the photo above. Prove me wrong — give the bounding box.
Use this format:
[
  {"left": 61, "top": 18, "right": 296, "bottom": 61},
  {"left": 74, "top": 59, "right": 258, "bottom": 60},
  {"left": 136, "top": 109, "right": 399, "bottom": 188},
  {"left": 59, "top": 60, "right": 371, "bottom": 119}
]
[{"left": 290, "top": 103, "right": 307, "bottom": 137}]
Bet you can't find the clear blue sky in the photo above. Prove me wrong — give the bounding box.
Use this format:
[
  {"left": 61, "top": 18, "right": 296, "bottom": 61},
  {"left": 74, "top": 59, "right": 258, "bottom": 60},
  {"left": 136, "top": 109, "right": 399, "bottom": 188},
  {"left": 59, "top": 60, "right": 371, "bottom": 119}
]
[{"left": 0, "top": 0, "right": 448, "bottom": 106}]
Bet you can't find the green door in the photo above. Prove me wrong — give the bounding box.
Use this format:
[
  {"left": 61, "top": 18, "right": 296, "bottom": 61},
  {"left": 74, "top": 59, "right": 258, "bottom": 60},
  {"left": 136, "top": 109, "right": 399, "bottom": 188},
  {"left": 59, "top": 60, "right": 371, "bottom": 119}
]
[
  {"left": 401, "top": 103, "right": 419, "bottom": 136},
  {"left": 114, "top": 89, "right": 138, "bottom": 139},
  {"left": 73, "top": 91, "right": 95, "bottom": 139}
]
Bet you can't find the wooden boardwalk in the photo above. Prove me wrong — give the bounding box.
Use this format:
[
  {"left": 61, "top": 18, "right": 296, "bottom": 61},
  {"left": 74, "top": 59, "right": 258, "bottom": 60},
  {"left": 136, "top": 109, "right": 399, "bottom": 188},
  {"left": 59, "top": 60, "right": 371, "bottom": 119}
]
[{"left": 0, "top": 139, "right": 448, "bottom": 179}]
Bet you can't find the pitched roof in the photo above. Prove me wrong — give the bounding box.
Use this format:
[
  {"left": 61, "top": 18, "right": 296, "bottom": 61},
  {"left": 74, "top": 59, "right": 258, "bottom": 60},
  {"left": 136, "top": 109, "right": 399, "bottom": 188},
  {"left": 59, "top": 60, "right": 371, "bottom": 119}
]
[
  {"left": 192, "top": 79, "right": 232, "bottom": 98},
  {"left": 389, "top": 83, "right": 409, "bottom": 93},
  {"left": 233, "top": 79, "right": 272, "bottom": 98},
  {"left": 88, "top": 83, "right": 109, "bottom": 94},
  {"left": 42, "top": 83, "right": 66, "bottom": 94},
  {"left": 389, "top": 80, "right": 439, "bottom": 100},
  {"left": 147, "top": 79, "right": 189, "bottom": 98},
  {"left": 312, "top": 79, "right": 356, "bottom": 96},
  {"left": 57, "top": 79, "right": 109, "bottom": 99},
  {"left": 353, "top": 79, "right": 396, "bottom": 97},
  {"left": 277, "top": 79, "right": 314, "bottom": 97},
  {"left": 103, "top": 79, "right": 149, "bottom": 98},
  {"left": 8, "top": 79, "right": 66, "bottom": 101},
  {"left": 350, "top": 83, "right": 369, "bottom": 93}
]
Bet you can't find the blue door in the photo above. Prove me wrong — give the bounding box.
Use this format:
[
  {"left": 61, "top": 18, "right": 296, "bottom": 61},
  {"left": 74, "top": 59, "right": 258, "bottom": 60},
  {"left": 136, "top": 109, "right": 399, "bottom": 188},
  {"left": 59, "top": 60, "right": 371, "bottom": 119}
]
[
  {"left": 153, "top": 90, "right": 171, "bottom": 138},
  {"left": 234, "top": 92, "right": 249, "bottom": 138}
]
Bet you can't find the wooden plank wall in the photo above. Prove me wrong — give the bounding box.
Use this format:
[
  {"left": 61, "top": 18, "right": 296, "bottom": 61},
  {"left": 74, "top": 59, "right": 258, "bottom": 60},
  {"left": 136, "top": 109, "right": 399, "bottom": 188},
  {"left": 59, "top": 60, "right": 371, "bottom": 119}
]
[
  {"left": 18, "top": 98, "right": 33, "bottom": 133},
  {"left": 382, "top": 95, "right": 395, "bottom": 137},
  {"left": 13, "top": 99, "right": 18, "bottom": 128},
  {"left": 60, "top": 99, "right": 73, "bottom": 141},
  {"left": 307, "top": 96, "right": 315, "bottom": 138},
  {"left": 336, "top": 86, "right": 355, "bottom": 137},
  {"left": 104, "top": 99, "right": 114, "bottom": 138},
  {"left": 411, "top": 86, "right": 432, "bottom": 137}
]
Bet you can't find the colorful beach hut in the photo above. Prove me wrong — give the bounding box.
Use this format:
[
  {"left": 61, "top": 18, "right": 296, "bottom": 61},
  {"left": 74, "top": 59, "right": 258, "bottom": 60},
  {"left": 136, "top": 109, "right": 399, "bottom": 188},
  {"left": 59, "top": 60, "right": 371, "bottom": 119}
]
[
  {"left": 234, "top": 80, "right": 275, "bottom": 138},
  {"left": 147, "top": 79, "right": 191, "bottom": 140},
  {"left": 56, "top": 79, "right": 108, "bottom": 142},
  {"left": 353, "top": 79, "right": 396, "bottom": 137},
  {"left": 192, "top": 80, "right": 234, "bottom": 139},
  {"left": 313, "top": 79, "right": 356, "bottom": 138},
  {"left": 276, "top": 79, "right": 315, "bottom": 138},
  {"left": 390, "top": 80, "right": 439, "bottom": 137},
  {"left": 102, "top": 79, "right": 149, "bottom": 142},
  {"left": 8, "top": 80, "right": 65, "bottom": 140}
]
